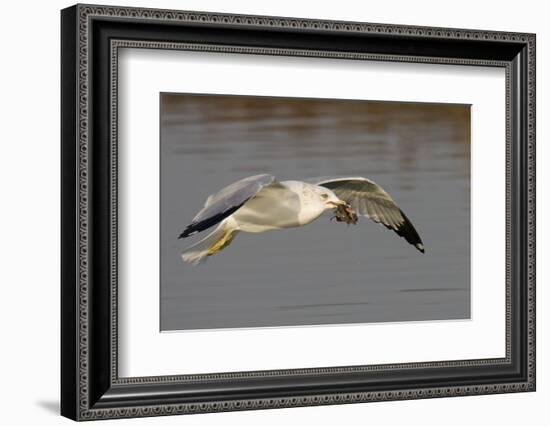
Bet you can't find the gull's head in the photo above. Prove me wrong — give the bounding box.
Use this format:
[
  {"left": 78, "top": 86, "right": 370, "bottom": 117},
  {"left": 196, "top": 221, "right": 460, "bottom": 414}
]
[{"left": 313, "top": 186, "right": 346, "bottom": 209}]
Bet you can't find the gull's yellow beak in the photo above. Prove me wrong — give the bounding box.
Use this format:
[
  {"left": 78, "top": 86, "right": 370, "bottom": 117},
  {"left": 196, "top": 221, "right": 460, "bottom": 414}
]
[{"left": 326, "top": 200, "right": 348, "bottom": 208}]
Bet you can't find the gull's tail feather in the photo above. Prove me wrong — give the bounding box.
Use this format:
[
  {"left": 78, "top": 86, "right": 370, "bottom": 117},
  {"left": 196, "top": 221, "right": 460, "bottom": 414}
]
[{"left": 181, "top": 223, "right": 239, "bottom": 265}]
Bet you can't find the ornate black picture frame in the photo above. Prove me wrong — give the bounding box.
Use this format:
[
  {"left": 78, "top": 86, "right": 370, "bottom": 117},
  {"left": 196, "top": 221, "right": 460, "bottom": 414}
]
[{"left": 61, "top": 4, "right": 536, "bottom": 421}]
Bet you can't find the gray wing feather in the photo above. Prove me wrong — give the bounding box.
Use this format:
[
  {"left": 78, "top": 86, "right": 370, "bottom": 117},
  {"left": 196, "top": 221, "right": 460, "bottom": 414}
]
[
  {"left": 179, "top": 174, "right": 275, "bottom": 238},
  {"left": 313, "top": 177, "right": 425, "bottom": 253}
]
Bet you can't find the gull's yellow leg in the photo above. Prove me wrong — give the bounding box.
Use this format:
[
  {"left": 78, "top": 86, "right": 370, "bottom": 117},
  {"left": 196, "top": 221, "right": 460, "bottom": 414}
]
[{"left": 207, "top": 229, "right": 237, "bottom": 256}]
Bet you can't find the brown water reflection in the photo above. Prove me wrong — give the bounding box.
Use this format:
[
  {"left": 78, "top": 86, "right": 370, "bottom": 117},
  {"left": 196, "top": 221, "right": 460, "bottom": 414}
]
[{"left": 160, "top": 94, "right": 470, "bottom": 331}]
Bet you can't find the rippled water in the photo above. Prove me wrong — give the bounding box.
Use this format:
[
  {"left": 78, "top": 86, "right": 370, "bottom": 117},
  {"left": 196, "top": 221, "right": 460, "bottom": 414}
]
[{"left": 160, "top": 94, "right": 470, "bottom": 331}]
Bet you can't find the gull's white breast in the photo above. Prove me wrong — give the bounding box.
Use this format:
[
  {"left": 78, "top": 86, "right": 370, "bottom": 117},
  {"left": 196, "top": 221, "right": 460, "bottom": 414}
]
[
  {"left": 230, "top": 180, "right": 326, "bottom": 233},
  {"left": 282, "top": 181, "right": 327, "bottom": 225}
]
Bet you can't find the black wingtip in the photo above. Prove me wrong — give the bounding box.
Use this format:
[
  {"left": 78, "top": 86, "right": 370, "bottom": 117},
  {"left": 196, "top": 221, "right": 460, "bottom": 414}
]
[
  {"left": 178, "top": 227, "right": 195, "bottom": 239},
  {"left": 396, "top": 209, "right": 425, "bottom": 254},
  {"left": 178, "top": 205, "right": 244, "bottom": 240}
]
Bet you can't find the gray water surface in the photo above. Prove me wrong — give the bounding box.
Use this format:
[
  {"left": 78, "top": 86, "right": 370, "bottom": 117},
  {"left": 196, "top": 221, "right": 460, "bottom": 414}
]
[{"left": 160, "top": 94, "right": 470, "bottom": 331}]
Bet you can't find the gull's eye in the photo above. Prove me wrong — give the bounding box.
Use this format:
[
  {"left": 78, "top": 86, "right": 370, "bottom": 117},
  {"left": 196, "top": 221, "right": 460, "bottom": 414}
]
[{"left": 320, "top": 193, "right": 329, "bottom": 199}]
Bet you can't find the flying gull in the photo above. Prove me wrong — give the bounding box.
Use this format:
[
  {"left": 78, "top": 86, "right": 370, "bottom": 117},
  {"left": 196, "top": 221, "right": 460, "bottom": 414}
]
[{"left": 179, "top": 174, "right": 424, "bottom": 264}]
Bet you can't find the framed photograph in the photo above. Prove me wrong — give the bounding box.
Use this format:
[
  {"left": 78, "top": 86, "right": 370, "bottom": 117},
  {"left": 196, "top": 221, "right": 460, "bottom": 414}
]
[{"left": 61, "top": 4, "right": 536, "bottom": 421}]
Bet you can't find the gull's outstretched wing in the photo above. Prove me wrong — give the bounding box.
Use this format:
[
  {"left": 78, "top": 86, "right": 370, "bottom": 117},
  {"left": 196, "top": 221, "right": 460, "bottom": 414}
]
[
  {"left": 313, "top": 177, "right": 425, "bottom": 253},
  {"left": 178, "top": 174, "right": 275, "bottom": 238}
]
